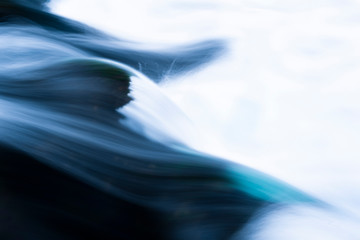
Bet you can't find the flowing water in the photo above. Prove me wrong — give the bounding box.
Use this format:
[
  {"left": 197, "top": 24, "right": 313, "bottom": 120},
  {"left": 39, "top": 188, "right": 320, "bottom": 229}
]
[{"left": 1, "top": 0, "right": 360, "bottom": 239}]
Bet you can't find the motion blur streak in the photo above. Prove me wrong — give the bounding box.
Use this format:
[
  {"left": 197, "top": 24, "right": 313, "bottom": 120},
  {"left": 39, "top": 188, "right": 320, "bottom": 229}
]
[{"left": 1, "top": 1, "right": 319, "bottom": 240}]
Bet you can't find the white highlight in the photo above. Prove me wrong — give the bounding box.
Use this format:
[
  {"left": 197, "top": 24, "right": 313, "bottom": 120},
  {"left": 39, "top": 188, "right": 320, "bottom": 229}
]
[
  {"left": 118, "top": 75, "right": 204, "bottom": 150},
  {"left": 51, "top": 0, "right": 360, "bottom": 238},
  {"left": 237, "top": 204, "right": 360, "bottom": 240}
]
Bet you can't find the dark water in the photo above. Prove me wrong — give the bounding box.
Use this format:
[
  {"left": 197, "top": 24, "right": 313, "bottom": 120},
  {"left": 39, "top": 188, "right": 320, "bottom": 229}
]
[{"left": 0, "top": 1, "right": 318, "bottom": 239}]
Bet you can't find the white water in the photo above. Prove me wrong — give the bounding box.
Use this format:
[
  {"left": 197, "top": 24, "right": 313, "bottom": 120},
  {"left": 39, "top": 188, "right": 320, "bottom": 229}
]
[
  {"left": 118, "top": 75, "right": 203, "bottom": 150},
  {"left": 50, "top": 0, "right": 360, "bottom": 238}
]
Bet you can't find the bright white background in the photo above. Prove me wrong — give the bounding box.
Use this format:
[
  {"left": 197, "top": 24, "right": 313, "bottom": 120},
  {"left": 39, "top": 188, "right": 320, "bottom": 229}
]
[{"left": 50, "top": 0, "right": 360, "bottom": 219}]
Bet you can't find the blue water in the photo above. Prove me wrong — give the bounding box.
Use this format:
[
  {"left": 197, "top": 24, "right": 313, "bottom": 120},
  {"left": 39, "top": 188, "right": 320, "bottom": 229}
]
[{"left": 1, "top": 1, "right": 359, "bottom": 239}]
